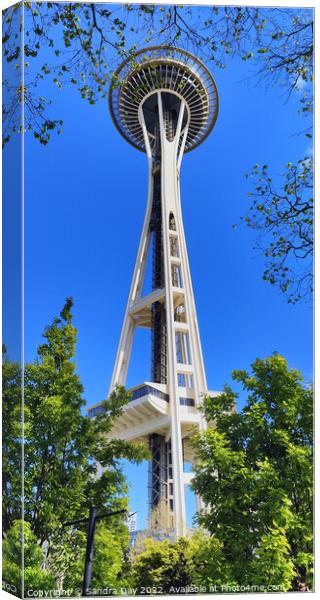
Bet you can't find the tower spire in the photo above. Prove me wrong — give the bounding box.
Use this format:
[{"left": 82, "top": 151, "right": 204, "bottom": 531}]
[{"left": 89, "top": 47, "right": 219, "bottom": 538}]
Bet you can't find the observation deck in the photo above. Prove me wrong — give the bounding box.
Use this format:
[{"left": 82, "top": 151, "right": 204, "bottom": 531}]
[
  {"left": 88, "top": 383, "right": 220, "bottom": 461},
  {"left": 109, "top": 46, "right": 219, "bottom": 153}
]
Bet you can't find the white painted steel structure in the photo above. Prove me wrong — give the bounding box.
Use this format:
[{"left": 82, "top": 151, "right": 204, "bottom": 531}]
[{"left": 91, "top": 47, "right": 219, "bottom": 539}]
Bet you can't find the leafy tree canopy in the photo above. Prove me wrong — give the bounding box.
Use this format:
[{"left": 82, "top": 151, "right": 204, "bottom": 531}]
[
  {"left": 52, "top": 520, "right": 131, "bottom": 593},
  {"left": 192, "top": 354, "right": 313, "bottom": 592},
  {"left": 2, "top": 298, "right": 149, "bottom": 592},
  {"left": 2, "top": 520, "right": 55, "bottom": 596},
  {"left": 132, "top": 537, "right": 193, "bottom": 593},
  {"left": 2, "top": 345, "right": 22, "bottom": 535},
  {"left": 131, "top": 532, "right": 231, "bottom": 593},
  {"left": 242, "top": 157, "right": 313, "bottom": 303}
]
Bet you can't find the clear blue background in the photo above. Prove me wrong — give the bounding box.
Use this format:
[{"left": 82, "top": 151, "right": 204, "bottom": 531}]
[{"left": 3, "top": 7, "right": 313, "bottom": 530}]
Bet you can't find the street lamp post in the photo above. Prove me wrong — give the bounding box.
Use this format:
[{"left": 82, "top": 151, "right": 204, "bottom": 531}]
[
  {"left": 82, "top": 506, "right": 97, "bottom": 596},
  {"left": 64, "top": 507, "right": 128, "bottom": 596}
]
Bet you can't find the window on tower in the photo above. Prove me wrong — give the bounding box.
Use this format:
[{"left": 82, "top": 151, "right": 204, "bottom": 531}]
[
  {"left": 174, "top": 303, "right": 186, "bottom": 323},
  {"left": 170, "top": 236, "right": 179, "bottom": 257},
  {"left": 175, "top": 331, "right": 191, "bottom": 365},
  {"left": 177, "top": 372, "right": 194, "bottom": 388},
  {"left": 169, "top": 212, "right": 177, "bottom": 231},
  {"left": 171, "top": 264, "right": 183, "bottom": 288}
]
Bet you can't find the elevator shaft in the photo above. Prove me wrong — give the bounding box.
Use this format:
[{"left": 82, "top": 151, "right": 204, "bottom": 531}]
[
  {"left": 148, "top": 103, "right": 177, "bottom": 518},
  {"left": 150, "top": 168, "right": 167, "bottom": 385},
  {"left": 150, "top": 103, "right": 178, "bottom": 386}
]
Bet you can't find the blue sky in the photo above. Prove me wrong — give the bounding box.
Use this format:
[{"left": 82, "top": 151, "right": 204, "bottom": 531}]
[{"left": 3, "top": 5, "right": 313, "bottom": 530}]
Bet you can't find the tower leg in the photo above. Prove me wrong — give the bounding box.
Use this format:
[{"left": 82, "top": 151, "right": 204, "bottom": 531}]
[
  {"left": 108, "top": 162, "right": 153, "bottom": 393},
  {"left": 157, "top": 92, "right": 188, "bottom": 538}
]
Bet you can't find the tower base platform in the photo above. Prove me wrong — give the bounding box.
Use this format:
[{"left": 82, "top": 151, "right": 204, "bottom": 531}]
[{"left": 88, "top": 383, "right": 220, "bottom": 533}]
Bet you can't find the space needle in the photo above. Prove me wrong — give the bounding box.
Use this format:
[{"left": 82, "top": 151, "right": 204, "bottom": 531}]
[{"left": 89, "top": 46, "right": 219, "bottom": 538}]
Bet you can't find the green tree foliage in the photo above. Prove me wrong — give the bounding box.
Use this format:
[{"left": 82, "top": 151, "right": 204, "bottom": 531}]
[
  {"left": 3, "top": 298, "right": 148, "bottom": 591},
  {"left": 132, "top": 537, "right": 193, "bottom": 593},
  {"left": 2, "top": 520, "right": 54, "bottom": 596},
  {"left": 190, "top": 532, "right": 235, "bottom": 589},
  {"left": 45, "top": 525, "right": 86, "bottom": 592},
  {"left": 242, "top": 157, "right": 313, "bottom": 303},
  {"left": 131, "top": 532, "right": 233, "bottom": 593},
  {"left": 23, "top": 298, "right": 147, "bottom": 537},
  {"left": 50, "top": 521, "right": 131, "bottom": 593},
  {"left": 192, "top": 354, "right": 313, "bottom": 591},
  {"left": 91, "top": 522, "right": 130, "bottom": 591},
  {"left": 2, "top": 346, "right": 22, "bottom": 535}
]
